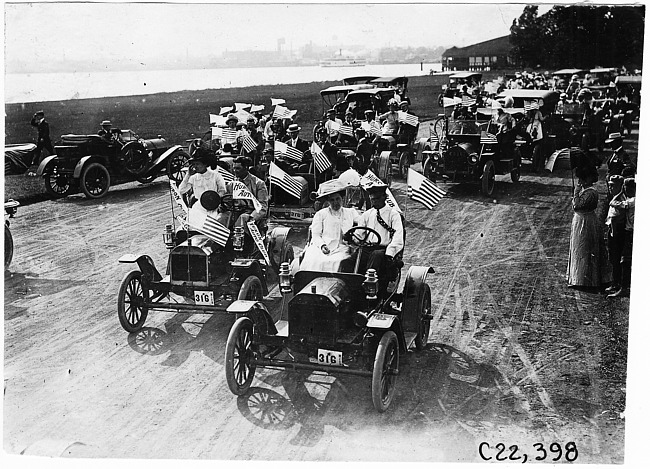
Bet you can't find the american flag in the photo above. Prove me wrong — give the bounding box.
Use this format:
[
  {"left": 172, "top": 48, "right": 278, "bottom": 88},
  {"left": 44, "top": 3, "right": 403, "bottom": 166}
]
[
  {"left": 211, "top": 127, "right": 222, "bottom": 139},
  {"left": 480, "top": 132, "right": 498, "bottom": 145},
  {"left": 361, "top": 121, "right": 382, "bottom": 137},
  {"left": 524, "top": 100, "right": 540, "bottom": 111},
  {"left": 190, "top": 213, "right": 231, "bottom": 247},
  {"left": 461, "top": 95, "right": 475, "bottom": 107},
  {"left": 273, "top": 104, "right": 292, "bottom": 119},
  {"left": 339, "top": 124, "right": 354, "bottom": 136},
  {"left": 274, "top": 140, "right": 303, "bottom": 162},
  {"left": 398, "top": 111, "right": 419, "bottom": 127},
  {"left": 216, "top": 165, "right": 235, "bottom": 183},
  {"left": 429, "top": 133, "right": 439, "bottom": 144},
  {"left": 310, "top": 141, "right": 332, "bottom": 173},
  {"left": 407, "top": 168, "right": 446, "bottom": 209},
  {"left": 269, "top": 162, "right": 302, "bottom": 199},
  {"left": 241, "top": 132, "right": 258, "bottom": 154},
  {"left": 221, "top": 128, "right": 238, "bottom": 143},
  {"left": 442, "top": 96, "right": 462, "bottom": 108},
  {"left": 271, "top": 98, "right": 286, "bottom": 106}
]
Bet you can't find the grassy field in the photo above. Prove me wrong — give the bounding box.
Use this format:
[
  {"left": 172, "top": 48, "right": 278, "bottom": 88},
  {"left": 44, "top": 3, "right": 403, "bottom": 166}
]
[{"left": 4, "top": 73, "right": 452, "bottom": 203}]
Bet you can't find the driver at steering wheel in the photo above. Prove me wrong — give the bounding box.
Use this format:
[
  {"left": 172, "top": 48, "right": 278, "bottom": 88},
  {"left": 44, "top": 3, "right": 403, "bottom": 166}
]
[
  {"left": 353, "top": 183, "right": 404, "bottom": 297},
  {"left": 221, "top": 156, "right": 268, "bottom": 237}
]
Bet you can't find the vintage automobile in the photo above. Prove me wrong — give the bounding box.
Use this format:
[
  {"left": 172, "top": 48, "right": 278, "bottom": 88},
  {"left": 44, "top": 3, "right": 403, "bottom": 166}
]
[
  {"left": 5, "top": 143, "right": 36, "bottom": 174},
  {"left": 423, "top": 115, "right": 520, "bottom": 196},
  {"left": 437, "top": 72, "right": 483, "bottom": 107},
  {"left": 341, "top": 76, "right": 379, "bottom": 86},
  {"left": 116, "top": 196, "right": 295, "bottom": 333},
  {"left": 36, "top": 129, "right": 189, "bottom": 199},
  {"left": 4, "top": 199, "right": 19, "bottom": 270},
  {"left": 589, "top": 67, "right": 620, "bottom": 86},
  {"left": 369, "top": 76, "right": 409, "bottom": 97},
  {"left": 224, "top": 225, "right": 433, "bottom": 412},
  {"left": 551, "top": 68, "right": 588, "bottom": 90}
]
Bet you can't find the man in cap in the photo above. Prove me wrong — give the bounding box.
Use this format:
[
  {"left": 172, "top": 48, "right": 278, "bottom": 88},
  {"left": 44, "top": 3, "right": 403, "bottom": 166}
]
[
  {"left": 282, "top": 123, "right": 311, "bottom": 172},
  {"left": 243, "top": 116, "right": 264, "bottom": 163},
  {"left": 324, "top": 108, "right": 343, "bottom": 143},
  {"left": 352, "top": 183, "right": 404, "bottom": 298},
  {"left": 354, "top": 127, "right": 374, "bottom": 165},
  {"left": 178, "top": 153, "right": 227, "bottom": 209},
  {"left": 605, "top": 132, "right": 635, "bottom": 184},
  {"left": 222, "top": 113, "right": 243, "bottom": 150},
  {"left": 296, "top": 179, "right": 360, "bottom": 273},
  {"left": 29, "top": 110, "right": 54, "bottom": 166}
]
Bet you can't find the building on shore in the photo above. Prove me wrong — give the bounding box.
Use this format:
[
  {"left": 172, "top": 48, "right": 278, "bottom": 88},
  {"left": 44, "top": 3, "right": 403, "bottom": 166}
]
[{"left": 441, "top": 35, "right": 515, "bottom": 71}]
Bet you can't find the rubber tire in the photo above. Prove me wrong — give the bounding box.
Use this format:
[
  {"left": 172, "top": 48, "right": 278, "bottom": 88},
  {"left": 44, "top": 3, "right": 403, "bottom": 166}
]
[
  {"left": 237, "top": 275, "right": 264, "bottom": 301},
  {"left": 423, "top": 157, "right": 436, "bottom": 183},
  {"left": 117, "top": 271, "right": 149, "bottom": 333},
  {"left": 167, "top": 150, "right": 190, "bottom": 184},
  {"left": 80, "top": 162, "right": 111, "bottom": 199},
  {"left": 371, "top": 331, "right": 399, "bottom": 412},
  {"left": 5, "top": 224, "right": 14, "bottom": 270},
  {"left": 44, "top": 173, "right": 74, "bottom": 198},
  {"left": 511, "top": 167, "right": 521, "bottom": 183},
  {"left": 398, "top": 152, "right": 409, "bottom": 179},
  {"left": 414, "top": 284, "right": 432, "bottom": 351},
  {"left": 136, "top": 173, "right": 157, "bottom": 184},
  {"left": 481, "top": 159, "right": 495, "bottom": 197},
  {"left": 225, "top": 317, "right": 256, "bottom": 395},
  {"left": 121, "top": 142, "right": 150, "bottom": 175}
]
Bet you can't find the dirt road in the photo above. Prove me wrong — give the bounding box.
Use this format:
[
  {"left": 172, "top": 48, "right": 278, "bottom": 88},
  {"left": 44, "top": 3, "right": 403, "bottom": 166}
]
[{"left": 4, "top": 144, "right": 630, "bottom": 462}]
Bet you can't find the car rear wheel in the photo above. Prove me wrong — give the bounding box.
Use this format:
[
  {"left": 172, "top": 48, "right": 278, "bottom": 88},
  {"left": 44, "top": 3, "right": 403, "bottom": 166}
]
[
  {"left": 225, "top": 317, "right": 256, "bottom": 395},
  {"left": 44, "top": 173, "right": 74, "bottom": 198},
  {"left": 371, "top": 331, "right": 399, "bottom": 412},
  {"left": 398, "top": 152, "right": 410, "bottom": 179},
  {"left": 414, "top": 284, "right": 432, "bottom": 351},
  {"left": 511, "top": 167, "right": 521, "bottom": 183},
  {"left": 136, "top": 173, "right": 157, "bottom": 184},
  {"left": 80, "top": 162, "right": 111, "bottom": 199},
  {"left": 237, "top": 275, "right": 263, "bottom": 301},
  {"left": 167, "top": 150, "right": 189, "bottom": 184},
  {"left": 117, "top": 271, "right": 149, "bottom": 333},
  {"left": 5, "top": 224, "right": 14, "bottom": 270},
  {"left": 481, "top": 159, "right": 495, "bottom": 196}
]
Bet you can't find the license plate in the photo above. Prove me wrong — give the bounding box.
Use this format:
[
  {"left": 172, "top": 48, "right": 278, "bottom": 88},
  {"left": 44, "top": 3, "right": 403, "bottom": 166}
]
[
  {"left": 289, "top": 210, "right": 305, "bottom": 219},
  {"left": 194, "top": 290, "right": 214, "bottom": 305},
  {"left": 317, "top": 348, "right": 343, "bottom": 366}
]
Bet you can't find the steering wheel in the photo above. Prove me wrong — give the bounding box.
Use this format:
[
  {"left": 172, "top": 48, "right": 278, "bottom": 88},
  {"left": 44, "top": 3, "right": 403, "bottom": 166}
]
[
  {"left": 220, "top": 194, "right": 235, "bottom": 212},
  {"left": 344, "top": 226, "right": 381, "bottom": 248}
]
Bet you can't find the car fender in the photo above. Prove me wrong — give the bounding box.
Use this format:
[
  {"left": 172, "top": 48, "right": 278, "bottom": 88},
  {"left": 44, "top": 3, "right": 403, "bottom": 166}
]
[
  {"left": 118, "top": 254, "right": 163, "bottom": 282},
  {"left": 368, "top": 315, "right": 407, "bottom": 353},
  {"left": 226, "top": 300, "right": 278, "bottom": 335},
  {"left": 73, "top": 155, "right": 107, "bottom": 178},
  {"left": 267, "top": 226, "right": 291, "bottom": 271},
  {"left": 36, "top": 155, "right": 59, "bottom": 176},
  {"left": 231, "top": 261, "right": 268, "bottom": 296},
  {"left": 150, "top": 144, "right": 183, "bottom": 170},
  {"left": 401, "top": 265, "right": 434, "bottom": 336}
]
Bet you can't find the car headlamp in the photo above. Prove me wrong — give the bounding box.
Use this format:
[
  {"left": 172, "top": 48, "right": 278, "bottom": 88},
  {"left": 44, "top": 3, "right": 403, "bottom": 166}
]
[
  {"left": 362, "top": 268, "right": 378, "bottom": 300},
  {"left": 233, "top": 226, "right": 245, "bottom": 252},
  {"left": 163, "top": 224, "right": 174, "bottom": 248},
  {"left": 470, "top": 153, "right": 479, "bottom": 164},
  {"left": 278, "top": 262, "right": 292, "bottom": 294}
]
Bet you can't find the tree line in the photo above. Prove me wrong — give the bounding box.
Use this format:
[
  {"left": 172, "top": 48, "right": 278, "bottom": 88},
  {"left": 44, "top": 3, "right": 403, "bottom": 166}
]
[{"left": 510, "top": 5, "right": 645, "bottom": 70}]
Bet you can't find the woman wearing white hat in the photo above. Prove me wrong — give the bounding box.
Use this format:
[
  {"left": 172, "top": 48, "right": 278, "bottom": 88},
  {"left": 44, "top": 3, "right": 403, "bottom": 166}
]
[{"left": 296, "top": 179, "right": 360, "bottom": 273}]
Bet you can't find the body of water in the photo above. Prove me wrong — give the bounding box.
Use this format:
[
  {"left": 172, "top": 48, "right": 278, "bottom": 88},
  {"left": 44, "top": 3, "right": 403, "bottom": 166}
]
[{"left": 5, "top": 63, "right": 442, "bottom": 104}]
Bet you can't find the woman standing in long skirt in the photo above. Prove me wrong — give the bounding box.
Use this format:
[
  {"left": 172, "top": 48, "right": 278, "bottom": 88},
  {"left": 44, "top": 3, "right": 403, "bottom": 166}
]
[{"left": 567, "top": 165, "right": 607, "bottom": 287}]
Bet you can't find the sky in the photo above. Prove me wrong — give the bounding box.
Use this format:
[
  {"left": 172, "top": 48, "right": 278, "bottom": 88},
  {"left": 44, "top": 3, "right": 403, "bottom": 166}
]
[{"left": 3, "top": 2, "right": 554, "bottom": 69}]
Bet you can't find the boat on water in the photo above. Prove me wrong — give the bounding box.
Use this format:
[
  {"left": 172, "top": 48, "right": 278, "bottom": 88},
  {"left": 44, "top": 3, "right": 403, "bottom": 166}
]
[{"left": 319, "top": 57, "right": 367, "bottom": 68}]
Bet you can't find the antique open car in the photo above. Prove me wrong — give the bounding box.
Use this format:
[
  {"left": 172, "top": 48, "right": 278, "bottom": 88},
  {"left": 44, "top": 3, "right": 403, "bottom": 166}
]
[
  {"left": 223, "top": 224, "right": 433, "bottom": 412},
  {"left": 36, "top": 129, "right": 189, "bottom": 199},
  {"left": 423, "top": 115, "right": 520, "bottom": 196},
  {"left": 341, "top": 76, "right": 379, "bottom": 86},
  {"left": 116, "top": 197, "right": 295, "bottom": 333},
  {"left": 437, "top": 72, "right": 483, "bottom": 107},
  {"left": 551, "top": 68, "right": 588, "bottom": 90}
]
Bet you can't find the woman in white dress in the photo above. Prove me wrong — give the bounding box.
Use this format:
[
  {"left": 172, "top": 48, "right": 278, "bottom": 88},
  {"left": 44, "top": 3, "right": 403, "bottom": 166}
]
[{"left": 298, "top": 179, "right": 360, "bottom": 272}]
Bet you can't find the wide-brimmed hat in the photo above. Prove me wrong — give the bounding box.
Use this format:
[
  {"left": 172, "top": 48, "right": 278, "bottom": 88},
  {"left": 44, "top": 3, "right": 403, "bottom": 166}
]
[
  {"left": 225, "top": 114, "right": 238, "bottom": 124},
  {"left": 364, "top": 109, "right": 375, "bottom": 115},
  {"left": 315, "top": 179, "right": 347, "bottom": 201},
  {"left": 327, "top": 108, "right": 336, "bottom": 114},
  {"left": 188, "top": 153, "right": 211, "bottom": 166},
  {"left": 200, "top": 190, "right": 221, "bottom": 212},
  {"left": 605, "top": 132, "right": 623, "bottom": 143},
  {"left": 101, "top": 120, "right": 112, "bottom": 126},
  {"left": 34, "top": 110, "right": 44, "bottom": 116},
  {"left": 287, "top": 123, "right": 301, "bottom": 133}
]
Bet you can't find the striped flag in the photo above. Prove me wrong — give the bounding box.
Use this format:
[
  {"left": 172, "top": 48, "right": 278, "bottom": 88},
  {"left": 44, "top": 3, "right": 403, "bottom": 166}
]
[
  {"left": 461, "top": 95, "right": 475, "bottom": 107},
  {"left": 273, "top": 105, "right": 292, "bottom": 119},
  {"left": 269, "top": 162, "right": 302, "bottom": 199},
  {"left": 524, "top": 100, "right": 540, "bottom": 111},
  {"left": 241, "top": 132, "right": 258, "bottom": 154},
  {"left": 311, "top": 141, "right": 332, "bottom": 173},
  {"left": 398, "top": 111, "right": 419, "bottom": 127},
  {"left": 339, "top": 124, "right": 354, "bottom": 136},
  {"left": 480, "top": 132, "right": 498, "bottom": 145},
  {"left": 442, "top": 96, "right": 462, "bottom": 108},
  {"left": 221, "top": 128, "right": 238, "bottom": 143},
  {"left": 211, "top": 127, "right": 222, "bottom": 139},
  {"left": 274, "top": 140, "right": 303, "bottom": 162},
  {"left": 407, "top": 168, "right": 446, "bottom": 209},
  {"left": 271, "top": 98, "right": 286, "bottom": 106},
  {"left": 362, "top": 121, "right": 382, "bottom": 137},
  {"left": 189, "top": 212, "right": 231, "bottom": 247},
  {"left": 216, "top": 165, "right": 235, "bottom": 183}
]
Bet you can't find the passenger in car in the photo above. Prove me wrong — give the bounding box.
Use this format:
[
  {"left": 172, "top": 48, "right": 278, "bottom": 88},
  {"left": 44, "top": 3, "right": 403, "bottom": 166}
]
[{"left": 178, "top": 153, "right": 227, "bottom": 208}]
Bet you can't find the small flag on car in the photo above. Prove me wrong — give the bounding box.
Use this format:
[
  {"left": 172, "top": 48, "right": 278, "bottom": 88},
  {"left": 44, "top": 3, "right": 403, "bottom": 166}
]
[
  {"left": 480, "top": 131, "right": 498, "bottom": 145},
  {"left": 398, "top": 111, "right": 419, "bottom": 127},
  {"left": 211, "top": 127, "right": 222, "bottom": 139},
  {"left": 272, "top": 104, "right": 292, "bottom": 119},
  {"left": 274, "top": 140, "right": 303, "bottom": 162},
  {"left": 339, "top": 124, "right": 354, "bottom": 136},
  {"left": 216, "top": 165, "right": 235, "bottom": 183},
  {"left": 189, "top": 212, "right": 231, "bottom": 247},
  {"left": 311, "top": 141, "right": 332, "bottom": 173},
  {"left": 362, "top": 121, "right": 382, "bottom": 137},
  {"left": 269, "top": 162, "right": 302, "bottom": 199},
  {"left": 461, "top": 95, "right": 475, "bottom": 107},
  {"left": 241, "top": 132, "right": 258, "bottom": 154},
  {"left": 271, "top": 98, "right": 286, "bottom": 106},
  {"left": 407, "top": 168, "right": 446, "bottom": 209},
  {"left": 524, "top": 100, "right": 540, "bottom": 111},
  {"left": 221, "top": 128, "right": 238, "bottom": 143}
]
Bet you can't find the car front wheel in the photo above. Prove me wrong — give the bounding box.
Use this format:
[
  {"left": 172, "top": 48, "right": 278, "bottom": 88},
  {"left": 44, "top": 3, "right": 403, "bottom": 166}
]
[
  {"left": 80, "top": 162, "right": 111, "bottom": 199},
  {"left": 371, "top": 331, "right": 399, "bottom": 412},
  {"left": 225, "top": 317, "right": 257, "bottom": 395},
  {"left": 117, "top": 270, "right": 149, "bottom": 333},
  {"left": 481, "top": 159, "right": 495, "bottom": 196}
]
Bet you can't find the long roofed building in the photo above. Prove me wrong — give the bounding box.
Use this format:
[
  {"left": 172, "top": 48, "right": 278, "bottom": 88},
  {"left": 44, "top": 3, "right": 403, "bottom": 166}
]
[{"left": 442, "top": 35, "right": 515, "bottom": 71}]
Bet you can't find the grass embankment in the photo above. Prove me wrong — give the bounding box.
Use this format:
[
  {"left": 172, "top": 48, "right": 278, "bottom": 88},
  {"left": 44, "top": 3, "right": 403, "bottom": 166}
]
[{"left": 4, "top": 74, "right": 449, "bottom": 203}]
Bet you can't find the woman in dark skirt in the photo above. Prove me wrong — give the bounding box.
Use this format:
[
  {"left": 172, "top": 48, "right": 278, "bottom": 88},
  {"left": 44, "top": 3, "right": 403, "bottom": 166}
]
[{"left": 567, "top": 165, "right": 610, "bottom": 288}]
